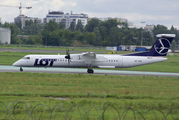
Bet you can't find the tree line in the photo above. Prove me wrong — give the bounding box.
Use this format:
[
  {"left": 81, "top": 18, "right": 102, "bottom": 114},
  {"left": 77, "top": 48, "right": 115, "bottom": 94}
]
[{"left": 1, "top": 18, "right": 179, "bottom": 47}]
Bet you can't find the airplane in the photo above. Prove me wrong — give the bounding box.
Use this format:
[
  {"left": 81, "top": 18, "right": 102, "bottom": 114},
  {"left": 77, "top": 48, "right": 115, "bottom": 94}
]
[{"left": 13, "top": 34, "right": 176, "bottom": 74}]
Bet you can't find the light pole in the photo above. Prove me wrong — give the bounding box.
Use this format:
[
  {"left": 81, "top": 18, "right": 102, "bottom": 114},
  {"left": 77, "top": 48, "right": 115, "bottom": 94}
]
[{"left": 141, "top": 22, "right": 145, "bottom": 46}]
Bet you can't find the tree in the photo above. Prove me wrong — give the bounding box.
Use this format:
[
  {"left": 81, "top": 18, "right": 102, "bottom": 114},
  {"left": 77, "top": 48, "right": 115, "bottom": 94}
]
[
  {"left": 78, "top": 33, "right": 85, "bottom": 43},
  {"left": 109, "top": 27, "right": 119, "bottom": 46},
  {"left": 63, "top": 30, "right": 71, "bottom": 45},
  {"left": 93, "top": 27, "right": 100, "bottom": 46},
  {"left": 171, "top": 40, "right": 177, "bottom": 51},
  {"left": 26, "top": 38, "right": 36, "bottom": 45},
  {"left": 69, "top": 21, "right": 75, "bottom": 32},
  {"left": 2, "top": 22, "right": 11, "bottom": 28},
  {"left": 10, "top": 24, "right": 20, "bottom": 44},
  {"left": 153, "top": 25, "right": 169, "bottom": 38},
  {"left": 75, "top": 20, "right": 84, "bottom": 32},
  {"left": 15, "top": 21, "right": 22, "bottom": 29},
  {"left": 84, "top": 32, "right": 96, "bottom": 45},
  {"left": 59, "top": 22, "right": 65, "bottom": 29},
  {"left": 45, "top": 20, "right": 59, "bottom": 32},
  {"left": 85, "top": 18, "right": 100, "bottom": 32},
  {"left": 48, "top": 30, "right": 60, "bottom": 46}
]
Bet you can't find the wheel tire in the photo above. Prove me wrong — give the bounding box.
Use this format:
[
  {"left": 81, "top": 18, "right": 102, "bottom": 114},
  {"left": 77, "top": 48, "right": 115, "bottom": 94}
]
[
  {"left": 87, "top": 69, "right": 90, "bottom": 73},
  {"left": 20, "top": 68, "right": 23, "bottom": 72},
  {"left": 91, "top": 69, "right": 94, "bottom": 73},
  {"left": 87, "top": 69, "right": 94, "bottom": 74}
]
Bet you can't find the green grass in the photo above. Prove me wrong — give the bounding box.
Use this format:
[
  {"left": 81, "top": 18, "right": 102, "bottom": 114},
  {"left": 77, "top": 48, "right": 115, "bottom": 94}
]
[
  {"left": 1, "top": 72, "right": 179, "bottom": 119},
  {"left": 1, "top": 72, "right": 179, "bottom": 99},
  {"left": 0, "top": 44, "right": 106, "bottom": 52}
]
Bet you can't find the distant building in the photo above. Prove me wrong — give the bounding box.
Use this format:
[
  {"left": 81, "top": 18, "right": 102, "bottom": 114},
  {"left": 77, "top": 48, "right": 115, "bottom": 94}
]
[
  {"left": 16, "top": 35, "right": 29, "bottom": 39},
  {"left": 144, "top": 25, "right": 155, "bottom": 32},
  {"left": 0, "top": 28, "right": 11, "bottom": 44},
  {"left": 14, "top": 15, "right": 42, "bottom": 28},
  {"left": 43, "top": 11, "right": 88, "bottom": 29}
]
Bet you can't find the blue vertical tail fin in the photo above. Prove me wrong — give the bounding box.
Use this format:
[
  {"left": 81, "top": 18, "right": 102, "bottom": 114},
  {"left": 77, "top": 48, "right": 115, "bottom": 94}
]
[{"left": 124, "top": 34, "right": 176, "bottom": 56}]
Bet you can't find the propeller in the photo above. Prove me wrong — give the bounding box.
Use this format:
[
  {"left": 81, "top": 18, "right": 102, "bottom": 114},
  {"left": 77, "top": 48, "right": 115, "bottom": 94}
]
[{"left": 65, "top": 49, "right": 71, "bottom": 65}]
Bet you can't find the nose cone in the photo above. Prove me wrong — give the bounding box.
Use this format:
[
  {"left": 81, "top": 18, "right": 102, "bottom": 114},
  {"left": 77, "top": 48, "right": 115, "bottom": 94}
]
[{"left": 13, "top": 61, "right": 20, "bottom": 67}]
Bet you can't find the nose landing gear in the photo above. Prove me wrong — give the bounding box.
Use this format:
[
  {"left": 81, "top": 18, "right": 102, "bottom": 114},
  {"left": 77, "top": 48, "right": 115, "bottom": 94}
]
[
  {"left": 20, "top": 67, "right": 23, "bottom": 72},
  {"left": 87, "top": 69, "right": 94, "bottom": 74}
]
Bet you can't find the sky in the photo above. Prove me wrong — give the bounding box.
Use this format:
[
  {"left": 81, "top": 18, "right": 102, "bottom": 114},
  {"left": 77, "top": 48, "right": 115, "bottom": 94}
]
[{"left": 0, "top": 0, "right": 179, "bottom": 29}]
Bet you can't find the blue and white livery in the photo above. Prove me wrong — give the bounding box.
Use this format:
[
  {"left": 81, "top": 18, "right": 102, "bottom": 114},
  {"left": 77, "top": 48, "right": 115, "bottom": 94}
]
[{"left": 13, "top": 34, "right": 176, "bottom": 73}]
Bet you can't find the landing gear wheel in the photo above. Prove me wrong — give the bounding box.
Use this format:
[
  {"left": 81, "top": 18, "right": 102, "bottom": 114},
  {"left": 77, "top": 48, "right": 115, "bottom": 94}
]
[
  {"left": 87, "top": 69, "right": 94, "bottom": 74},
  {"left": 20, "top": 67, "right": 23, "bottom": 72}
]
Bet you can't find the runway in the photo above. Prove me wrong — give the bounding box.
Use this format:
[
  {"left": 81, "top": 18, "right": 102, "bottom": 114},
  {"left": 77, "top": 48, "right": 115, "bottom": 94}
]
[{"left": 0, "top": 65, "right": 179, "bottom": 77}]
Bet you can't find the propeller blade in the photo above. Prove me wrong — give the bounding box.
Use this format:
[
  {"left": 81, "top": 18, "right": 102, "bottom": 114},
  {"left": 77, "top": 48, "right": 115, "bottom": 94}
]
[
  {"left": 65, "top": 48, "right": 71, "bottom": 65},
  {"left": 66, "top": 48, "right": 69, "bottom": 55}
]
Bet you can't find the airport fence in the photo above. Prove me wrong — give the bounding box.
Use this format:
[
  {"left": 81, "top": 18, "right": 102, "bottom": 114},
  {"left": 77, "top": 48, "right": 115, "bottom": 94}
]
[{"left": 1, "top": 102, "right": 179, "bottom": 120}]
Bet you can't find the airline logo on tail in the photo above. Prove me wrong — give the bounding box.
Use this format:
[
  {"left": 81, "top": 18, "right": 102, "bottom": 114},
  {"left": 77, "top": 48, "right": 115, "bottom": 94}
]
[
  {"left": 154, "top": 38, "right": 171, "bottom": 55},
  {"left": 123, "top": 34, "right": 175, "bottom": 57}
]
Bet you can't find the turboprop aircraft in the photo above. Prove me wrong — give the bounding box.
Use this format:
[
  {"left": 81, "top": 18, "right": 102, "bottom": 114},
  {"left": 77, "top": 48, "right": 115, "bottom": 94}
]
[{"left": 13, "top": 34, "right": 175, "bottom": 73}]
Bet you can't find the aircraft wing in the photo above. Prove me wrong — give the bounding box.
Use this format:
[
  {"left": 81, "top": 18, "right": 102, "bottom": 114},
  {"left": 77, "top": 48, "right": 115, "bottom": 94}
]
[
  {"left": 71, "top": 52, "right": 107, "bottom": 62},
  {"left": 82, "top": 52, "right": 96, "bottom": 58},
  {"left": 82, "top": 52, "right": 107, "bottom": 62}
]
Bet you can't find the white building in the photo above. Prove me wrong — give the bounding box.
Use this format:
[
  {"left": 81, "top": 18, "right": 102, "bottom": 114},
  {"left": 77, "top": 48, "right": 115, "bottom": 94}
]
[
  {"left": 43, "top": 11, "right": 88, "bottom": 29},
  {"left": 14, "top": 15, "right": 42, "bottom": 28},
  {"left": 0, "top": 28, "right": 11, "bottom": 44}
]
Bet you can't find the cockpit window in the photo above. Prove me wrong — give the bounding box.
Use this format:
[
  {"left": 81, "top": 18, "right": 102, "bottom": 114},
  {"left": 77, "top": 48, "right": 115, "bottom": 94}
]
[{"left": 23, "top": 57, "right": 30, "bottom": 59}]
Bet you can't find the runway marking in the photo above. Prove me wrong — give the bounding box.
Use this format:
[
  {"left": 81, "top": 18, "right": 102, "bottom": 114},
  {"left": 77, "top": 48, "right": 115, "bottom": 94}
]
[{"left": 0, "top": 65, "right": 179, "bottom": 77}]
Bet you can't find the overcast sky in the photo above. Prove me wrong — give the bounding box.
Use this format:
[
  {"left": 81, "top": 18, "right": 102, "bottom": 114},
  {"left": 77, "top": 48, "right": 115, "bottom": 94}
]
[{"left": 0, "top": 0, "right": 179, "bottom": 29}]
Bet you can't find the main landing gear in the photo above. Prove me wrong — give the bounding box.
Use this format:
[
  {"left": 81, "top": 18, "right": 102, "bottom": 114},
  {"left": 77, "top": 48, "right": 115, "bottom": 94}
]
[
  {"left": 87, "top": 63, "right": 94, "bottom": 74},
  {"left": 20, "top": 67, "right": 23, "bottom": 72},
  {"left": 87, "top": 69, "right": 94, "bottom": 74}
]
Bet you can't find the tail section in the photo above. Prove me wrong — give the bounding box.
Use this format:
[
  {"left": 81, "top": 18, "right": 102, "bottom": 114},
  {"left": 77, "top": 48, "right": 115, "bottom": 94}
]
[{"left": 124, "top": 34, "right": 176, "bottom": 56}]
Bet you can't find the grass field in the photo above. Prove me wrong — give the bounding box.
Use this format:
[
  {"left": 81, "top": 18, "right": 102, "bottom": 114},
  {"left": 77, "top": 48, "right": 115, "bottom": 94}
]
[
  {"left": 0, "top": 44, "right": 106, "bottom": 52},
  {"left": 1, "top": 72, "right": 179, "bottom": 119}
]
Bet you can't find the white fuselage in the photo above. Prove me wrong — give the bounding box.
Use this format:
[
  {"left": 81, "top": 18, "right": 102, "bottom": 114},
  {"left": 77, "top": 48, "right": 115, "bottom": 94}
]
[{"left": 13, "top": 54, "right": 167, "bottom": 68}]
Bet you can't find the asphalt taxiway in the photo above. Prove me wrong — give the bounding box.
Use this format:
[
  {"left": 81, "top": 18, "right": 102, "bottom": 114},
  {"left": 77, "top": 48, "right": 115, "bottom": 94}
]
[{"left": 0, "top": 65, "right": 179, "bottom": 77}]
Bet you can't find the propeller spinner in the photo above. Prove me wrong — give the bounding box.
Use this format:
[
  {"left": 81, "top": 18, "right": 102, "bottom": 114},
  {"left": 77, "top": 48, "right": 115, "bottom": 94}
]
[{"left": 65, "top": 49, "right": 71, "bottom": 65}]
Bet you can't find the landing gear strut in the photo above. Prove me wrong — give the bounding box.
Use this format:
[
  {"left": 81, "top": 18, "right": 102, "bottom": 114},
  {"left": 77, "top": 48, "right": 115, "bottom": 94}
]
[
  {"left": 87, "top": 69, "right": 94, "bottom": 74},
  {"left": 20, "top": 67, "right": 23, "bottom": 72},
  {"left": 86, "top": 63, "right": 94, "bottom": 74}
]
